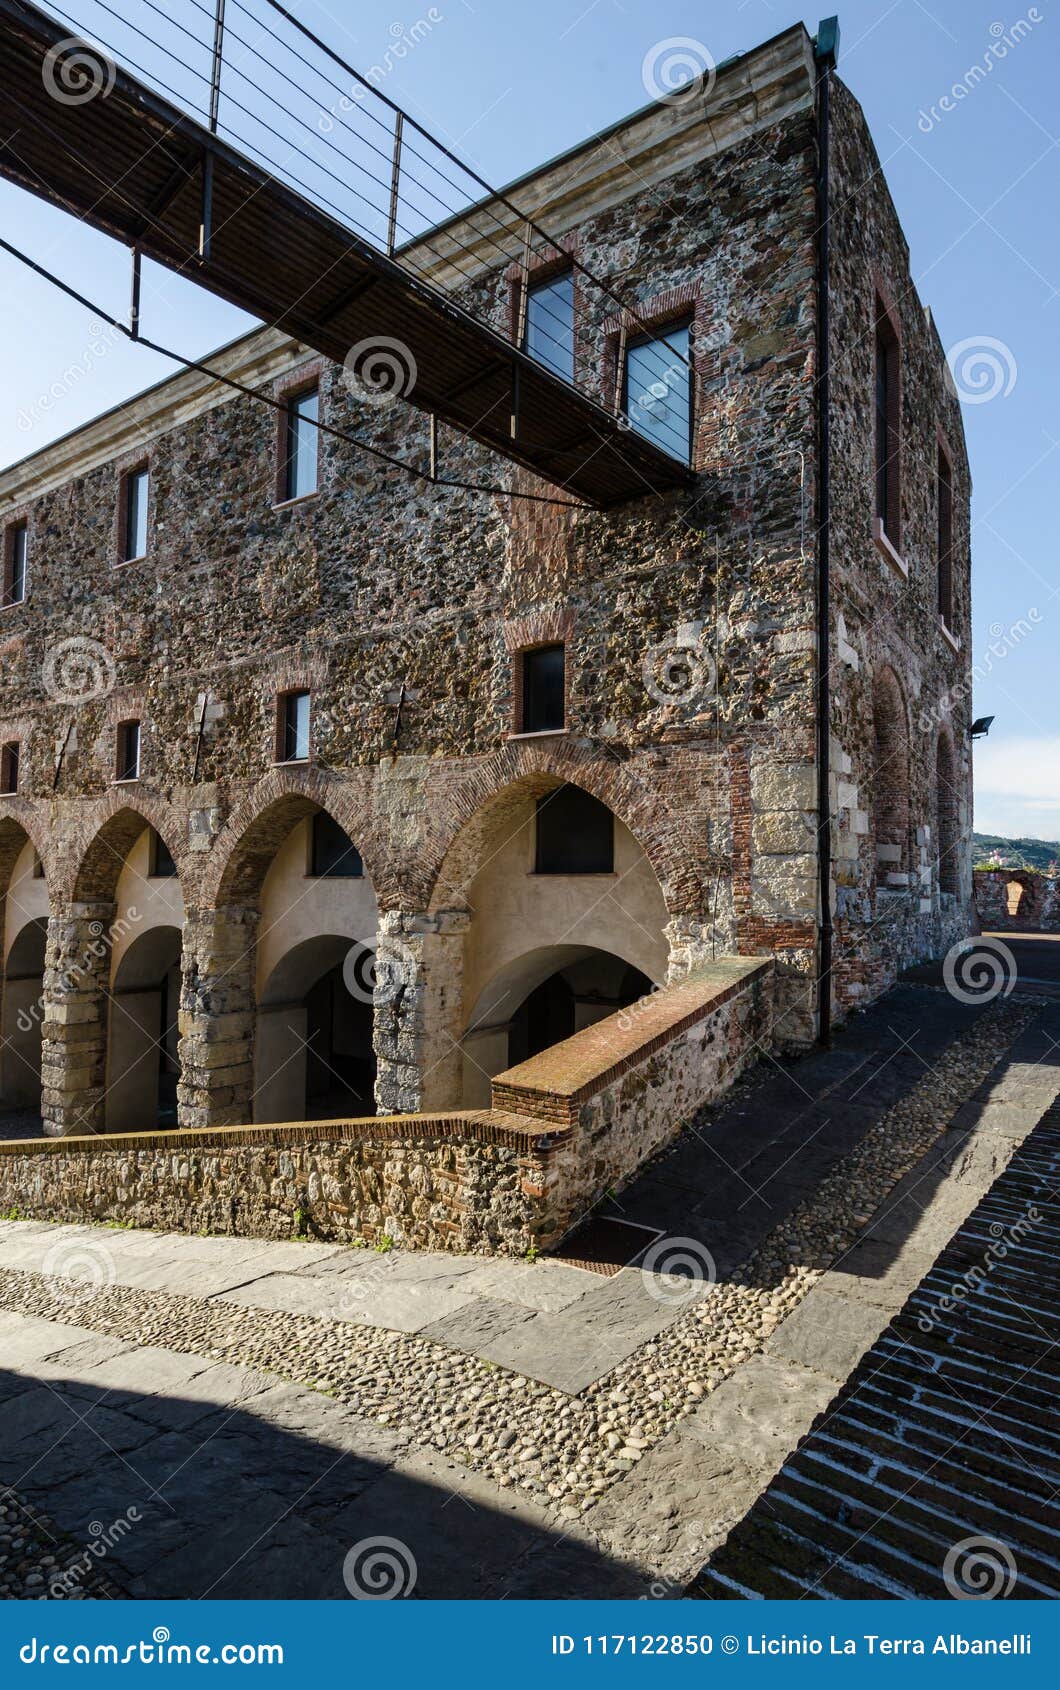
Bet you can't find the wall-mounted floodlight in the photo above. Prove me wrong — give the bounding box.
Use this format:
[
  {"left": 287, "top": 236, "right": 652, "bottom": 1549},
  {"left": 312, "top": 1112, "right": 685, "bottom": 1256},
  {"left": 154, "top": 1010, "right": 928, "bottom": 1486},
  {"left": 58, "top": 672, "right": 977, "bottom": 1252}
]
[{"left": 971, "top": 716, "right": 995, "bottom": 739}]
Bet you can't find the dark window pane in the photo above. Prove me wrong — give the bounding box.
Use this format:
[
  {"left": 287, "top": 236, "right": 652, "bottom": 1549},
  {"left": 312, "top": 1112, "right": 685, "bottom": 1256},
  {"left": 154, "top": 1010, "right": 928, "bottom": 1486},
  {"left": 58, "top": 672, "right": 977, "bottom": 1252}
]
[
  {"left": 625, "top": 324, "right": 691, "bottom": 463},
  {"left": 0, "top": 743, "right": 19, "bottom": 794},
  {"left": 286, "top": 388, "right": 319, "bottom": 500},
  {"left": 117, "top": 721, "right": 140, "bottom": 782},
  {"left": 311, "top": 812, "right": 363, "bottom": 877},
  {"left": 283, "top": 691, "right": 311, "bottom": 761},
  {"left": 5, "top": 524, "right": 27, "bottom": 604},
  {"left": 525, "top": 271, "right": 574, "bottom": 383},
  {"left": 151, "top": 830, "right": 177, "bottom": 877},
  {"left": 124, "top": 469, "right": 149, "bottom": 560},
  {"left": 522, "top": 644, "right": 565, "bottom": 733},
  {"left": 535, "top": 785, "right": 614, "bottom": 874}
]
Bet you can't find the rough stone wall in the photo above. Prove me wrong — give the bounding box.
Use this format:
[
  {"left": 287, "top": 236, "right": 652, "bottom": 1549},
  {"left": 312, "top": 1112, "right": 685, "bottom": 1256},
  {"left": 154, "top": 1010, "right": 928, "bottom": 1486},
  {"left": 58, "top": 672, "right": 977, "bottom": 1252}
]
[
  {"left": 825, "top": 79, "right": 974, "bottom": 1015},
  {"left": 973, "top": 868, "right": 1060, "bottom": 932}
]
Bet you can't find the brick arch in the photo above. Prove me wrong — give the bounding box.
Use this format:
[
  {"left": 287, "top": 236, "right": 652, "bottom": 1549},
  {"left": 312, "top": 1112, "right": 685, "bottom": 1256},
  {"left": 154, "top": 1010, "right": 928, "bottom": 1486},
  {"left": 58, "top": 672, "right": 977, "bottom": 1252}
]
[
  {"left": 204, "top": 765, "right": 387, "bottom": 908},
  {"left": 871, "top": 664, "right": 910, "bottom": 886},
  {"left": 0, "top": 802, "right": 55, "bottom": 896},
  {"left": 422, "top": 743, "right": 697, "bottom": 918},
  {"left": 68, "top": 790, "right": 190, "bottom": 903},
  {"left": 936, "top": 724, "right": 960, "bottom": 897}
]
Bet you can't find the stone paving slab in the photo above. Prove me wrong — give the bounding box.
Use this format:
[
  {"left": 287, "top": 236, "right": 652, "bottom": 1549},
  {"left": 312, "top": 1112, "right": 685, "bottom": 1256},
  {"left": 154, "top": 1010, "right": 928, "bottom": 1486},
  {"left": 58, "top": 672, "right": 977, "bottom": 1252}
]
[{"left": 216, "top": 1269, "right": 480, "bottom": 1333}]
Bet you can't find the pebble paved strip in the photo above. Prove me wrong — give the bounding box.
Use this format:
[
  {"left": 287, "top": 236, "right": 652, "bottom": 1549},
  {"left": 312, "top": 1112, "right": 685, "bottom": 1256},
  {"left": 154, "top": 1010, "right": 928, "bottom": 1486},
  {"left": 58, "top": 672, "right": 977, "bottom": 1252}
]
[
  {"left": 0, "top": 1493, "right": 122, "bottom": 1601},
  {"left": 0, "top": 1000, "right": 1034, "bottom": 1535}
]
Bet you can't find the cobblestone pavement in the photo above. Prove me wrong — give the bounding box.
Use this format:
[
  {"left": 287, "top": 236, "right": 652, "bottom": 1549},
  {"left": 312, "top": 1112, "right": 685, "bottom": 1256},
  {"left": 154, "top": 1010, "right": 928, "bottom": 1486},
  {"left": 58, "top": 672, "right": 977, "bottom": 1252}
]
[
  {"left": 693, "top": 1058, "right": 1060, "bottom": 1598},
  {"left": 0, "top": 988, "right": 1056, "bottom": 1599}
]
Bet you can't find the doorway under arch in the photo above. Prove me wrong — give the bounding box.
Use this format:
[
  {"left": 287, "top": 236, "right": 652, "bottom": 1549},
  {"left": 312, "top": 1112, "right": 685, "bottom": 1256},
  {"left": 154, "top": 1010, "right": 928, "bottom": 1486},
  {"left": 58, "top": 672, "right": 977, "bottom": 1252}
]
[
  {"left": 106, "top": 924, "right": 182, "bottom": 1132},
  {"left": 255, "top": 935, "right": 377, "bottom": 1123}
]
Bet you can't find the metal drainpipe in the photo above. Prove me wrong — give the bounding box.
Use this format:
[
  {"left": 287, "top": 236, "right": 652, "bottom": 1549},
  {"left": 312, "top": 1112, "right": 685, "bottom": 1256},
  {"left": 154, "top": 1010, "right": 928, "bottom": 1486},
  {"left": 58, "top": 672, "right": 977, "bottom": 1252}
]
[{"left": 814, "top": 18, "right": 840, "bottom": 1046}]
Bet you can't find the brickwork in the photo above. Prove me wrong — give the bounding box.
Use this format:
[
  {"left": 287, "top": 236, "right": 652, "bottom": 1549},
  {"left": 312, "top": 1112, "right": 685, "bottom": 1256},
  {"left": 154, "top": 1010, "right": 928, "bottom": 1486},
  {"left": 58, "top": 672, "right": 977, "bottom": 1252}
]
[{"left": 0, "top": 25, "right": 972, "bottom": 1158}]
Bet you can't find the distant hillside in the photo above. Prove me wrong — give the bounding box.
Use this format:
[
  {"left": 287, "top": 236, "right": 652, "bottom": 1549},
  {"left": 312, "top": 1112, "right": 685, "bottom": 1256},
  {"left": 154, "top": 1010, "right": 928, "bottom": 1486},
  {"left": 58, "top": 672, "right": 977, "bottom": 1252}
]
[{"left": 972, "top": 833, "right": 1060, "bottom": 873}]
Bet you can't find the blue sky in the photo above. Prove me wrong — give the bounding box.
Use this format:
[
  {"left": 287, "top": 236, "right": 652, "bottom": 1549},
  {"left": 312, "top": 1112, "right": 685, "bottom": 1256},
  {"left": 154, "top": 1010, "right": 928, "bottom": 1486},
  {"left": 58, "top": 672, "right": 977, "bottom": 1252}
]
[{"left": 2, "top": 0, "right": 1057, "bottom": 838}]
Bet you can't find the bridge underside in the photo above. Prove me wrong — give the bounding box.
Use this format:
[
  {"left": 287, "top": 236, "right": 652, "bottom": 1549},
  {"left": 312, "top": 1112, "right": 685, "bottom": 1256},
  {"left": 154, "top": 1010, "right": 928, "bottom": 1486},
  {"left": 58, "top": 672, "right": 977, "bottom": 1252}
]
[{"left": 0, "top": 0, "right": 695, "bottom": 507}]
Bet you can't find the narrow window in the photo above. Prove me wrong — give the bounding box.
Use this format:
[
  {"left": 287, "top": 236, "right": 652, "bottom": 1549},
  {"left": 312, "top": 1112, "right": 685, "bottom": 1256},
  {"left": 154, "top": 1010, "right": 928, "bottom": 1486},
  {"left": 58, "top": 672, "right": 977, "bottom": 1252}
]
[
  {"left": 524, "top": 270, "right": 574, "bottom": 384},
  {"left": 625, "top": 323, "right": 692, "bottom": 464},
  {"left": 874, "top": 305, "right": 900, "bottom": 547},
  {"left": 32, "top": 850, "right": 45, "bottom": 879},
  {"left": 937, "top": 446, "right": 954, "bottom": 628},
  {"left": 280, "top": 690, "right": 311, "bottom": 762},
  {"left": 521, "top": 644, "right": 565, "bottom": 733},
  {"left": 284, "top": 387, "right": 319, "bottom": 501},
  {"left": 0, "top": 741, "right": 20, "bottom": 795},
  {"left": 149, "top": 829, "right": 178, "bottom": 878},
  {"left": 122, "top": 467, "right": 150, "bottom": 561},
  {"left": 3, "top": 522, "right": 27, "bottom": 606},
  {"left": 116, "top": 720, "right": 141, "bottom": 782},
  {"left": 310, "top": 812, "right": 363, "bottom": 877},
  {"left": 535, "top": 784, "right": 614, "bottom": 875}
]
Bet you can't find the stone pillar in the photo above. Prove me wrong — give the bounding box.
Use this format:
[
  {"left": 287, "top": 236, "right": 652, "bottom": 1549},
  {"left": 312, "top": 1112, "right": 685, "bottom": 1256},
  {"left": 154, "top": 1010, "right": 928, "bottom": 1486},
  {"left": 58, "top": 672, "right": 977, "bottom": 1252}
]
[
  {"left": 40, "top": 902, "right": 113, "bottom": 1137},
  {"left": 372, "top": 909, "right": 468, "bottom": 1114},
  {"left": 177, "top": 905, "right": 257, "bottom": 1130}
]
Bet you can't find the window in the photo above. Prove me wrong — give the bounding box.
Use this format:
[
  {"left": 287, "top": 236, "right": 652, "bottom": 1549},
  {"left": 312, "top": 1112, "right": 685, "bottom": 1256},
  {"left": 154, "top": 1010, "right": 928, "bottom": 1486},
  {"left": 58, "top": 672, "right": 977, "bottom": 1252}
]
[
  {"left": 521, "top": 644, "right": 565, "bottom": 734},
  {"left": 524, "top": 270, "right": 574, "bottom": 384},
  {"left": 874, "top": 304, "right": 900, "bottom": 548},
  {"left": 937, "top": 446, "right": 954, "bottom": 629},
  {"left": 0, "top": 741, "right": 19, "bottom": 795},
  {"left": 149, "top": 829, "right": 178, "bottom": 878},
  {"left": 3, "top": 522, "right": 27, "bottom": 606},
  {"left": 310, "top": 812, "right": 363, "bottom": 877},
  {"left": 279, "top": 690, "right": 311, "bottom": 762},
  {"left": 121, "top": 467, "right": 150, "bottom": 561},
  {"left": 535, "top": 784, "right": 614, "bottom": 874},
  {"left": 115, "top": 720, "right": 141, "bottom": 782},
  {"left": 625, "top": 323, "right": 692, "bottom": 464},
  {"left": 284, "top": 387, "right": 319, "bottom": 501}
]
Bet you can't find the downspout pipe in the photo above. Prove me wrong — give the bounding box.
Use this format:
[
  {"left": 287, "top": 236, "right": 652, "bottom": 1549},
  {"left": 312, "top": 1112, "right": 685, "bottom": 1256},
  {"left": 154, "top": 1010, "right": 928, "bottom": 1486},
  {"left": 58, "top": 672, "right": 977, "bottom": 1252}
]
[{"left": 814, "top": 17, "right": 839, "bottom": 1045}]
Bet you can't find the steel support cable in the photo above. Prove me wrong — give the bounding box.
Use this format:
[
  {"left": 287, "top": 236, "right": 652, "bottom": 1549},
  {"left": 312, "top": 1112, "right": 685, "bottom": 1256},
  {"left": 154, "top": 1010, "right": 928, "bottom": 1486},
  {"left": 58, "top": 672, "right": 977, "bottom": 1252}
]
[
  {"left": 0, "top": 231, "right": 591, "bottom": 507},
  {"left": 48, "top": 0, "right": 589, "bottom": 374}
]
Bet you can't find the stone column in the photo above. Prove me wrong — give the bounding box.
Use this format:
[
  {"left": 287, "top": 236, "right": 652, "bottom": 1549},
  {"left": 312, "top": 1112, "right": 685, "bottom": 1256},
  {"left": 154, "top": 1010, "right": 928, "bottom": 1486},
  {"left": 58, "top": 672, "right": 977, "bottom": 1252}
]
[
  {"left": 40, "top": 902, "right": 113, "bottom": 1137},
  {"left": 177, "top": 905, "right": 258, "bottom": 1130},
  {"left": 372, "top": 909, "right": 468, "bottom": 1115}
]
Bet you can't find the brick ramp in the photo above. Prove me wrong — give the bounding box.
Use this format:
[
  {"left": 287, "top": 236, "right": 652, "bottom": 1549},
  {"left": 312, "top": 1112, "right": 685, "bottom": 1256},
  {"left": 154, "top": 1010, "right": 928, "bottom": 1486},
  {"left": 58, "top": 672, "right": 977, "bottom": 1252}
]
[{"left": 691, "top": 1100, "right": 1060, "bottom": 1599}]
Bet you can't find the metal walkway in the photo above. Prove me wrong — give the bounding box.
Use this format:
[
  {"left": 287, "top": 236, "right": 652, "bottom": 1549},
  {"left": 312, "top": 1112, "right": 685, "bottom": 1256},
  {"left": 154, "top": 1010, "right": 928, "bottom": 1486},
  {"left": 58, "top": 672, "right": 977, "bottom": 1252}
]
[{"left": 0, "top": 0, "right": 697, "bottom": 506}]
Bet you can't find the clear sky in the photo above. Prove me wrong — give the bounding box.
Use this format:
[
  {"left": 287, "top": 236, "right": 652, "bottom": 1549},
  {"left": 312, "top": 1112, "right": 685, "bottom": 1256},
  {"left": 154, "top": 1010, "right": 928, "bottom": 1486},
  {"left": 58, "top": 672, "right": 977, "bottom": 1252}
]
[{"left": 2, "top": 0, "right": 1057, "bottom": 839}]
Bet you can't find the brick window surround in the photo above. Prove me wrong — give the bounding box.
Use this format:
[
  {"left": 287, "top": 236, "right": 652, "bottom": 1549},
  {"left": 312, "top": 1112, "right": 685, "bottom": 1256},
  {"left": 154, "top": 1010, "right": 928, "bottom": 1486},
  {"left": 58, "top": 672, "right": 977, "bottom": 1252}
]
[
  {"left": 602, "top": 283, "right": 713, "bottom": 469},
  {"left": 0, "top": 740, "right": 20, "bottom": 795},
  {"left": 115, "top": 460, "right": 151, "bottom": 565},
  {"left": 504, "top": 606, "right": 574, "bottom": 738},
  {"left": 275, "top": 688, "right": 312, "bottom": 764},
  {"left": 274, "top": 361, "right": 324, "bottom": 506},
  {"left": 506, "top": 234, "right": 581, "bottom": 377},
  {"left": 871, "top": 665, "right": 910, "bottom": 887},
  {"left": 2, "top": 518, "right": 29, "bottom": 607},
  {"left": 114, "top": 719, "right": 141, "bottom": 783},
  {"left": 872, "top": 284, "right": 902, "bottom": 563},
  {"left": 936, "top": 432, "right": 955, "bottom": 633}
]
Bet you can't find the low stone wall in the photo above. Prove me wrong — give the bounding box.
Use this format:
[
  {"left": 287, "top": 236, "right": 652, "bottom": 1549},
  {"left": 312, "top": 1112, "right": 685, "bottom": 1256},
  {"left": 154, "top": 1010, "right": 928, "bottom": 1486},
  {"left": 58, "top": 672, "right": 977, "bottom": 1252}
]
[
  {"left": 0, "top": 957, "right": 773, "bottom": 1254},
  {"left": 973, "top": 867, "right": 1060, "bottom": 931}
]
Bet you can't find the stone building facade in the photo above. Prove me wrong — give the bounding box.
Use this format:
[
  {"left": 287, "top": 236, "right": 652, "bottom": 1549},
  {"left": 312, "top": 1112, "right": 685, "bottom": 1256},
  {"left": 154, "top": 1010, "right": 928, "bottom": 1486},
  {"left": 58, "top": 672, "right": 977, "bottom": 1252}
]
[{"left": 0, "top": 23, "right": 973, "bottom": 1141}]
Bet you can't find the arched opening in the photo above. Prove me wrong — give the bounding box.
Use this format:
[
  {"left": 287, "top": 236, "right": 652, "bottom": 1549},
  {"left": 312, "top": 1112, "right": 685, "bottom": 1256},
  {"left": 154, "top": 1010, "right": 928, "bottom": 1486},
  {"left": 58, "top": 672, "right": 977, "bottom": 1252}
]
[
  {"left": 871, "top": 667, "right": 910, "bottom": 889},
  {"left": 255, "top": 935, "right": 376, "bottom": 1122},
  {"left": 106, "top": 924, "right": 182, "bottom": 1131},
  {"left": 507, "top": 950, "right": 653, "bottom": 1067},
  {"left": 936, "top": 730, "right": 959, "bottom": 898},
  {"left": 240, "top": 804, "right": 379, "bottom": 1123},
  {"left": 0, "top": 818, "right": 48, "bottom": 1135},
  {"left": 1006, "top": 880, "right": 1025, "bottom": 918}
]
